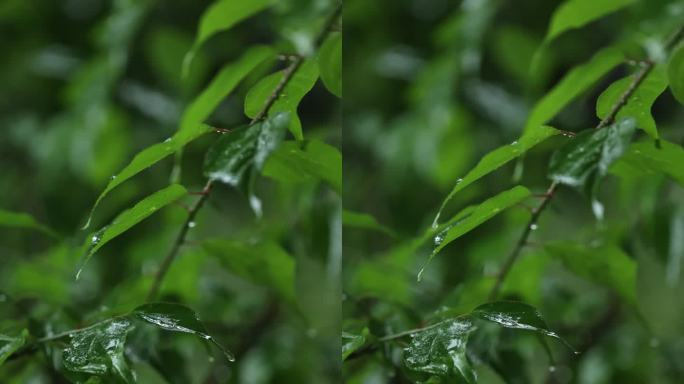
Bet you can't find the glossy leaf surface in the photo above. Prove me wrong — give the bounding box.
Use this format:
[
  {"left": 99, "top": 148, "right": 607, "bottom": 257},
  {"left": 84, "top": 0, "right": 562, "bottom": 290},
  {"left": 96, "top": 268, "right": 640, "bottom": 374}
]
[
  {"left": 262, "top": 139, "right": 342, "bottom": 192},
  {"left": 318, "top": 32, "right": 342, "bottom": 97},
  {"left": 0, "top": 329, "right": 27, "bottom": 366},
  {"left": 545, "top": 0, "right": 634, "bottom": 43},
  {"left": 611, "top": 139, "right": 684, "bottom": 187},
  {"left": 342, "top": 328, "right": 369, "bottom": 361}
]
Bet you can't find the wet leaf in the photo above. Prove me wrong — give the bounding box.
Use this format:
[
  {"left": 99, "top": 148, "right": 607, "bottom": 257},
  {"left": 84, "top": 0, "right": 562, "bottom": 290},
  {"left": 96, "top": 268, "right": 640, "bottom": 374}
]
[
  {"left": 403, "top": 318, "right": 477, "bottom": 383},
  {"left": 133, "top": 302, "right": 234, "bottom": 362},
  {"left": 342, "top": 210, "right": 395, "bottom": 237},
  {"left": 318, "top": 32, "right": 342, "bottom": 97},
  {"left": 611, "top": 139, "right": 684, "bottom": 187},
  {"left": 544, "top": 0, "right": 635, "bottom": 43},
  {"left": 342, "top": 328, "right": 370, "bottom": 360},
  {"left": 433, "top": 125, "right": 558, "bottom": 225},
  {"left": 84, "top": 123, "right": 210, "bottom": 228},
  {"left": 549, "top": 118, "right": 636, "bottom": 218},
  {"left": 262, "top": 139, "right": 342, "bottom": 192},
  {"left": 0, "top": 210, "right": 58, "bottom": 238},
  {"left": 596, "top": 65, "right": 667, "bottom": 138},
  {"left": 244, "top": 60, "right": 319, "bottom": 140},
  {"left": 472, "top": 301, "right": 573, "bottom": 350},
  {"left": 668, "top": 42, "right": 684, "bottom": 105},
  {"left": 79, "top": 184, "right": 187, "bottom": 278},
  {"left": 62, "top": 318, "right": 135, "bottom": 383},
  {"left": 0, "top": 329, "right": 28, "bottom": 366}
]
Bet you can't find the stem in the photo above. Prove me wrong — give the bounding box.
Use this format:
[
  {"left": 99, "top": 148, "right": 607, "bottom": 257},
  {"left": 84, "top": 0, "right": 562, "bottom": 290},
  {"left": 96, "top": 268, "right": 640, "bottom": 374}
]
[
  {"left": 145, "top": 3, "right": 342, "bottom": 301},
  {"left": 488, "top": 24, "right": 684, "bottom": 301}
]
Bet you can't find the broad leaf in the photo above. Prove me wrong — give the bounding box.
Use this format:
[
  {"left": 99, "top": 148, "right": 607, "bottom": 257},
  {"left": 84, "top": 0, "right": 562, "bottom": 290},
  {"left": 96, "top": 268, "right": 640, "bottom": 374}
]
[
  {"left": 0, "top": 329, "right": 28, "bottom": 366},
  {"left": 420, "top": 186, "right": 531, "bottom": 280},
  {"left": 244, "top": 60, "right": 319, "bottom": 140},
  {"left": 611, "top": 139, "right": 684, "bottom": 187},
  {"left": 63, "top": 318, "right": 135, "bottom": 383},
  {"left": 596, "top": 66, "right": 667, "bottom": 139},
  {"left": 549, "top": 118, "right": 636, "bottom": 218},
  {"left": 403, "top": 318, "right": 477, "bottom": 383},
  {"left": 342, "top": 210, "right": 395, "bottom": 237},
  {"left": 84, "top": 123, "right": 211, "bottom": 228},
  {"left": 342, "top": 328, "right": 370, "bottom": 361},
  {"left": 183, "top": 0, "right": 273, "bottom": 75},
  {"left": 202, "top": 239, "right": 295, "bottom": 301},
  {"left": 318, "top": 32, "right": 342, "bottom": 97},
  {"left": 204, "top": 112, "right": 290, "bottom": 187},
  {"left": 525, "top": 47, "right": 624, "bottom": 134},
  {"left": 545, "top": 242, "right": 636, "bottom": 305},
  {"left": 262, "top": 139, "right": 342, "bottom": 192},
  {"left": 79, "top": 184, "right": 187, "bottom": 279},
  {"left": 180, "top": 46, "right": 275, "bottom": 134},
  {"left": 0, "top": 210, "right": 57, "bottom": 238},
  {"left": 433, "top": 125, "right": 559, "bottom": 226},
  {"left": 472, "top": 301, "right": 573, "bottom": 350},
  {"left": 668, "top": 43, "right": 684, "bottom": 105},
  {"left": 133, "top": 302, "right": 234, "bottom": 362},
  {"left": 544, "top": 0, "right": 635, "bottom": 43}
]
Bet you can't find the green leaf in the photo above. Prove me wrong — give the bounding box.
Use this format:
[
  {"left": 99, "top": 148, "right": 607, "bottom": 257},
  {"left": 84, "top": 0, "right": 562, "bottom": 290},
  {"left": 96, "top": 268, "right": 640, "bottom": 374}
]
[
  {"left": 318, "top": 32, "right": 342, "bottom": 97},
  {"left": 472, "top": 301, "right": 573, "bottom": 350},
  {"left": 403, "top": 318, "right": 477, "bottom": 383},
  {"left": 525, "top": 46, "right": 624, "bottom": 134},
  {"left": 342, "top": 328, "right": 370, "bottom": 361},
  {"left": 611, "top": 139, "right": 684, "bottom": 187},
  {"left": 544, "top": 0, "right": 634, "bottom": 43},
  {"left": 596, "top": 65, "right": 668, "bottom": 139},
  {"left": 0, "top": 209, "right": 57, "bottom": 238},
  {"left": 262, "top": 139, "right": 342, "bottom": 192},
  {"left": 342, "top": 210, "right": 395, "bottom": 237},
  {"left": 434, "top": 125, "right": 559, "bottom": 226},
  {"left": 202, "top": 239, "right": 295, "bottom": 301},
  {"left": 63, "top": 318, "right": 135, "bottom": 383},
  {"left": 133, "top": 302, "right": 235, "bottom": 362},
  {"left": 244, "top": 60, "right": 319, "bottom": 140},
  {"left": 84, "top": 123, "right": 211, "bottom": 229},
  {"left": 79, "top": 184, "right": 187, "bottom": 279},
  {"left": 204, "top": 112, "right": 290, "bottom": 187},
  {"left": 0, "top": 329, "right": 28, "bottom": 366},
  {"left": 668, "top": 43, "right": 684, "bottom": 105},
  {"left": 180, "top": 45, "right": 275, "bottom": 134},
  {"left": 545, "top": 242, "right": 636, "bottom": 305},
  {"left": 183, "top": 0, "right": 273, "bottom": 75},
  {"left": 549, "top": 118, "right": 636, "bottom": 218},
  {"left": 420, "top": 186, "right": 531, "bottom": 280}
]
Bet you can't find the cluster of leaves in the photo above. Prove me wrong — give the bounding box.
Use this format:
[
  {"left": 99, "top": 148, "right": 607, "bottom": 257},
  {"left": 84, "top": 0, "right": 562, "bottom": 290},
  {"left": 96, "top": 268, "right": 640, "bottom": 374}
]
[{"left": 1, "top": 0, "right": 340, "bottom": 383}]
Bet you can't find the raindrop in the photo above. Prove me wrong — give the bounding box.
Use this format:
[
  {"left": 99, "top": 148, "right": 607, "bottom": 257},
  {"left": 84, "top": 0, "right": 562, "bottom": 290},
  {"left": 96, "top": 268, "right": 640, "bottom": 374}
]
[
  {"left": 530, "top": 223, "right": 538, "bottom": 231},
  {"left": 456, "top": 178, "right": 463, "bottom": 184},
  {"left": 110, "top": 175, "right": 117, "bottom": 180},
  {"left": 163, "top": 138, "right": 172, "bottom": 143},
  {"left": 510, "top": 140, "right": 518, "bottom": 146},
  {"left": 188, "top": 221, "right": 196, "bottom": 228},
  {"left": 548, "top": 366, "right": 556, "bottom": 373}
]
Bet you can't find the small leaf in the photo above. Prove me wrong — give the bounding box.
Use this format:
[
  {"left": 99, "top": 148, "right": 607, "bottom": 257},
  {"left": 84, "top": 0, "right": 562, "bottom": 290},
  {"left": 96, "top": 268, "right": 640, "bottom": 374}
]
[
  {"left": 472, "top": 301, "right": 574, "bottom": 351},
  {"left": 544, "top": 0, "right": 635, "bottom": 43},
  {"left": 596, "top": 65, "right": 667, "bottom": 139},
  {"left": 342, "top": 210, "right": 395, "bottom": 237},
  {"left": 0, "top": 210, "right": 57, "bottom": 238},
  {"left": 204, "top": 112, "right": 290, "bottom": 187},
  {"left": 525, "top": 46, "right": 624, "bottom": 134},
  {"left": 434, "top": 125, "right": 559, "bottom": 226},
  {"left": 611, "top": 139, "right": 684, "bottom": 187},
  {"left": 84, "top": 123, "right": 211, "bottom": 228},
  {"left": 63, "top": 318, "right": 135, "bottom": 383},
  {"left": 403, "top": 318, "right": 477, "bottom": 383},
  {"left": 262, "top": 139, "right": 342, "bottom": 192},
  {"left": 201, "top": 239, "right": 295, "bottom": 301},
  {"left": 549, "top": 118, "right": 636, "bottom": 218},
  {"left": 342, "top": 328, "right": 370, "bottom": 361},
  {"left": 79, "top": 184, "right": 187, "bottom": 279},
  {"left": 0, "top": 329, "right": 28, "bottom": 366},
  {"left": 668, "top": 42, "right": 684, "bottom": 105},
  {"left": 318, "top": 32, "right": 342, "bottom": 97},
  {"left": 183, "top": 0, "right": 273, "bottom": 75},
  {"left": 180, "top": 45, "right": 275, "bottom": 134},
  {"left": 133, "top": 302, "right": 234, "bottom": 362},
  {"left": 244, "top": 60, "right": 319, "bottom": 140}
]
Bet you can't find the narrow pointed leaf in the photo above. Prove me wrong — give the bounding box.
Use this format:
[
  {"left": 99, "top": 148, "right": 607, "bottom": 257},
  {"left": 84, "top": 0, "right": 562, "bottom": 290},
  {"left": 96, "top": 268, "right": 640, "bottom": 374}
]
[
  {"left": 79, "top": 184, "right": 187, "bottom": 278},
  {"left": 244, "top": 60, "right": 319, "bottom": 140},
  {"left": 133, "top": 302, "right": 234, "bottom": 362},
  {"left": 403, "top": 318, "right": 477, "bottom": 383},
  {"left": 343, "top": 210, "right": 395, "bottom": 237},
  {"left": 434, "top": 125, "right": 558, "bottom": 225},
  {"left": 84, "top": 123, "right": 211, "bottom": 228},
  {"left": 342, "top": 328, "right": 370, "bottom": 361},
  {"left": 0, "top": 329, "right": 28, "bottom": 366},
  {"left": 63, "top": 318, "right": 135, "bottom": 383},
  {"left": 611, "top": 139, "right": 684, "bottom": 187},
  {"left": 318, "top": 32, "right": 342, "bottom": 97},
  {"left": 262, "top": 139, "right": 342, "bottom": 192},
  {"left": 544, "top": 0, "right": 634, "bottom": 43},
  {"left": 668, "top": 43, "right": 684, "bottom": 105},
  {"left": 596, "top": 66, "right": 667, "bottom": 139},
  {"left": 525, "top": 46, "right": 624, "bottom": 134},
  {"left": 0, "top": 210, "right": 58, "bottom": 238}
]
